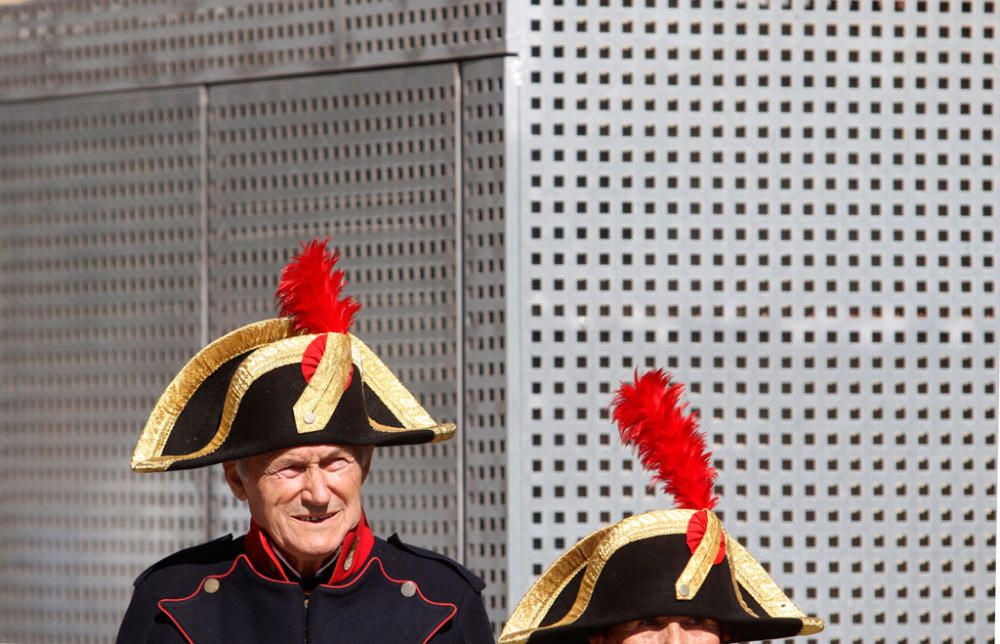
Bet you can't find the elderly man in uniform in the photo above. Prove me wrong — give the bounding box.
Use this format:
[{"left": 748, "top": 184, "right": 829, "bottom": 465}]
[
  {"left": 500, "top": 370, "right": 823, "bottom": 644},
  {"left": 117, "top": 240, "right": 492, "bottom": 643}
]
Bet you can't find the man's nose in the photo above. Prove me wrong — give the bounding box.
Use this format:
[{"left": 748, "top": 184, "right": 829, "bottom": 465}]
[
  {"left": 658, "top": 621, "right": 685, "bottom": 644},
  {"left": 300, "top": 467, "right": 331, "bottom": 506}
]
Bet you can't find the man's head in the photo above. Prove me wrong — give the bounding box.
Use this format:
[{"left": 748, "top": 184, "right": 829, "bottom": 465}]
[
  {"left": 223, "top": 443, "right": 374, "bottom": 577},
  {"left": 587, "top": 617, "right": 722, "bottom": 644},
  {"left": 131, "top": 241, "right": 455, "bottom": 476}
]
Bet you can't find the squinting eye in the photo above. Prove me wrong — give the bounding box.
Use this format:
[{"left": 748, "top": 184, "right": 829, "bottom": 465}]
[
  {"left": 324, "top": 459, "right": 350, "bottom": 472},
  {"left": 614, "top": 620, "right": 644, "bottom": 634},
  {"left": 681, "top": 617, "right": 719, "bottom": 632}
]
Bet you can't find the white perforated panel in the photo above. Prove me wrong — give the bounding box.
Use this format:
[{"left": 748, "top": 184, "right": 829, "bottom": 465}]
[{"left": 507, "top": 3, "right": 997, "bottom": 642}]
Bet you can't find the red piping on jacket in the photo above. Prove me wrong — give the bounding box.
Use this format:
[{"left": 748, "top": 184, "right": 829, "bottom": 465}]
[
  {"left": 157, "top": 553, "right": 457, "bottom": 643},
  {"left": 324, "top": 556, "right": 458, "bottom": 644},
  {"left": 156, "top": 555, "right": 252, "bottom": 644},
  {"left": 245, "top": 521, "right": 290, "bottom": 582},
  {"left": 243, "top": 514, "right": 374, "bottom": 585}
]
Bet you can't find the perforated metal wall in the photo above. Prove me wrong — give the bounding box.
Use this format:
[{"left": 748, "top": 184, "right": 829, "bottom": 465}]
[
  {"left": 203, "top": 65, "right": 464, "bottom": 557},
  {"left": 2, "top": 1, "right": 998, "bottom": 642},
  {"left": 508, "top": 3, "right": 997, "bottom": 642},
  {"left": 460, "top": 57, "right": 511, "bottom": 630},
  {"left": 0, "top": 1, "right": 505, "bottom": 642},
  {"left": 0, "top": 57, "right": 479, "bottom": 643},
  {"left": 0, "top": 0, "right": 505, "bottom": 101},
  {"left": 0, "top": 89, "right": 208, "bottom": 641}
]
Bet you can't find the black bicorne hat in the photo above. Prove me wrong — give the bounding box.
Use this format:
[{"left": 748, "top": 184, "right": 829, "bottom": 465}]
[
  {"left": 131, "top": 240, "right": 453, "bottom": 472},
  {"left": 499, "top": 370, "right": 823, "bottom": 643}
]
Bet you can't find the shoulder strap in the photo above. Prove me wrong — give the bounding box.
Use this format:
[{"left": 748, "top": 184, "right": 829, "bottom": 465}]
[
  {"left": 386, "top": 534, "right": 486, "bottom": 592},
  {"left": 134, "top": 534, "right": 237, "bottom": 587}
]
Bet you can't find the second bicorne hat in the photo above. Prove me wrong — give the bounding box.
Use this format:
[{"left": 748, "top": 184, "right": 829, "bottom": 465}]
[
  {"left": 131, "top": 239, "right": 454, "bottom": 472},
  {"left": 500, "top": 370, "right": 823, "bottom": 643}
]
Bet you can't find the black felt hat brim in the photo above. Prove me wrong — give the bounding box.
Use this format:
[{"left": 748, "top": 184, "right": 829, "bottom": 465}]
[
  {"left": 131, "top": 320, "right": 452, "bottom": 472},
  {"left": 500, "top": 511, "right": 822, "bottom": 644},
  {"left": 525, "top": 536, "right": 802, "bottom": 643},
  {"left": 159, "top": 363, "right": 437, "bottom": 470}
]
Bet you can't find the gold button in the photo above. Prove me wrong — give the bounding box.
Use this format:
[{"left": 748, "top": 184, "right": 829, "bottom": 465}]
[
  {"left": 204, "top": 578, "right": 220, "bottom": 594},
  {"left": 401, "top": 581, "right": 417, "bottom": 598},
  {"left": 303, "top": 411, "right": 316, "bottom": 424}
]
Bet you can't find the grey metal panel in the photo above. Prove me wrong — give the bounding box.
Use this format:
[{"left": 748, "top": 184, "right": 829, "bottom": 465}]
[
  {"left": 204, "top": 65, "right": 463, "bottom": 559},
  {"left": 0, "top": 0, "right": 506, "bottom": 102},
  {"left": 508, "top": 3, "right": 997, "bottom": 641},
  {"left": 459, "top": 57, "right": 508, "bottom": 633},
  {"left": 0, "top": 89, "right": 206, "bottom": 642},
  {"left": 339, "top": 0, "right": 505, "bottom": 68}
]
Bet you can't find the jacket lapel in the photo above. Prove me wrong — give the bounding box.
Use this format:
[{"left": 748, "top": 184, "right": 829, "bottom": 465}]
[
  {"left": 158, "top": 555, "right": 305, "bottom": 644},
  {"left": 309, "top": 557, "right": 457, "bottom": 643}
]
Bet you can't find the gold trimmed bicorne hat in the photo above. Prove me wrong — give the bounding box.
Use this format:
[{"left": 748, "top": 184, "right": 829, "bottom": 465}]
[
  {"left": 131, "top": 239, "right": 454, "bottom": 473},
  {"left": 499, "top": 370, "right": 823, "bottom": 643}
]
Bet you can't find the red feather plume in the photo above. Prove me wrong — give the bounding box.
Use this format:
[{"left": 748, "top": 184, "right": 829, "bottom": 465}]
[
  {"left": 611, "top": 369, "right": 717, "bottom": 510},
  {"left": 276, "top": 238, "right": 360, "bottom": 334}
]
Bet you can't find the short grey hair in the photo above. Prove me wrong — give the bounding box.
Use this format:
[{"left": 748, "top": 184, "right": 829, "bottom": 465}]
[{"left": 233, "top": 458, "right": 250, "bottom": 479}]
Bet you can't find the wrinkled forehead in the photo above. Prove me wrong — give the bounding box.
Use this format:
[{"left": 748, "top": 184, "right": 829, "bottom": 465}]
[{"left": 243, "top": 443, "right": 370, "bottom": 469}]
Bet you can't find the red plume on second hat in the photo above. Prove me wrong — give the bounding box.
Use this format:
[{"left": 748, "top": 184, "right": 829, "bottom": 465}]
[
  {"left": 130, "top": 238, "right": 455, "bottom": 473},
  {"left": 500, "top": 369, "right": 823, "bottom": 644},
  {"left": 612, "top": 369, "right": 717, "bottom": 511}
]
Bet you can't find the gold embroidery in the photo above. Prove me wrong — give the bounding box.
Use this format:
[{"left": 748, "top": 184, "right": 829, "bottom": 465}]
[
  {"left": 137, "top": 334, "right": 315, "bottom": 471},
  {"left": 350, "top": 335, "right": 438, "bottom": 428},
  {"left": 369, "top": 419, "right": 456, "bottom": 442},
  {"left": 499, "top": 510, "right": 693, "bottom": 643},
  {"left": 429, "top": 424, "right": 456, "bottom": 442},
  {"left": 499, "top": 524, "right": 613, "bottom": 641},
  {"left": 133, "top": 321, "right": 454, "bottom": 473},
  {"left": 131, "top": 319, "right": 296, "bottom": 472},
  {"left": 727, "top": 537, "right": 824, "bottom": 634},
  {"left": 674, "top": 510, "right": 721, "bottom": 600},
  {"left": 501, "top": 509, "right": 824, "bottom": 643},
  {"left": 798, "top": 616, "right": 825, "bottom": 635},
  {"left": 724, "top": 535, "right": 759, "bottom": 618},
  {"left": 293, "top": 333, "right": 353, "bottom": 434}
]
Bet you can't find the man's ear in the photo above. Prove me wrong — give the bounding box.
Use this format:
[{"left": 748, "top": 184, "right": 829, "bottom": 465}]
[
  {"left": 360, "top": 446, "right": 375, "bottom": 482},
  {"left": 223, "top": 461, "right": 248, "bottom": 501}
]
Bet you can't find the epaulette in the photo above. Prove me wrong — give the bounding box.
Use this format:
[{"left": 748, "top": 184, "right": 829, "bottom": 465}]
[
  {"left": 133, "top": 534, "right": 236, "bottom": 587},
  {"left": 387, "top": 534, "right": 486, "bottom": 592}
]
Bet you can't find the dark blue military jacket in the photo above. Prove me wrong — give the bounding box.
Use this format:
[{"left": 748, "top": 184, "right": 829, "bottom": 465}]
[{"left": 117, "top": 534, "right": 494, "bottom": 643}]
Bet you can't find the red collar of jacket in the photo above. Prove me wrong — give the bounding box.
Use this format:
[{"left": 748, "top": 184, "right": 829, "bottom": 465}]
[{"left": 244, "top": 513, "right": 375, "bottom": 585}]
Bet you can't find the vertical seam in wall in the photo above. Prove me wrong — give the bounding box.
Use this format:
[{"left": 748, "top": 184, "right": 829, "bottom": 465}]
[
  {"left": 198, "top": 84, "right": 213, "bottom": 539},
  {"left": 503, "top": 53, "right": 524, "bottom": 606},
  {"left": 454, "top": 62, "right": 467, "bottom": 565}
]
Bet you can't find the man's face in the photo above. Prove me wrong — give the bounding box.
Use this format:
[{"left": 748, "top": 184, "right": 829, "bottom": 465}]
[
  {"left": 588, "top": 617, "right": 722, "bottom": 644},
  {"left": 223, "top": 444, "right": 373, "bottom": 577}
]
